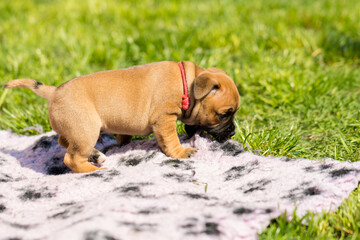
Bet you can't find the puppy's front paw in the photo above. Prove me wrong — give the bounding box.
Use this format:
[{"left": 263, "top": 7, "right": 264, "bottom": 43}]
[{"left": 178, "top": 147, "right": 197, "bottom": 158}]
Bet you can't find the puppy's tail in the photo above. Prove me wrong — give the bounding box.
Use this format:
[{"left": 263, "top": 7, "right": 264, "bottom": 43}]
[{"left": 3, "top": 79, "right": 56, "bottom": 100}]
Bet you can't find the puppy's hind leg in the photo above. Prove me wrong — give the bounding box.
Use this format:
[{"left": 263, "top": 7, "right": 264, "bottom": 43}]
[
  {"left": 64, "top": 151, "right": 100, "bottom": 173},
  {"left": 58, "top": 135, "right": 69, "bottom": 148},
  {"left": 59, "top": 135, "right": 106, "bottom": 166},
  {"left": 115, "top": 134, "right": 132, "bottom": 146},
  {"left": 62, "top": 126, "right": 104, "bottom": 173},
  {"left": 88, "top": 148, "right": 107, "bottom": 165},
  {"left": 64, "top": 139, "right": 102, "bottom": 173}
]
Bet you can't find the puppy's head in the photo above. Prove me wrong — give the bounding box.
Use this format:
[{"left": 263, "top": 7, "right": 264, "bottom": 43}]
[{"left": 185, "top": 68, "right": 240, "bottom": 142}]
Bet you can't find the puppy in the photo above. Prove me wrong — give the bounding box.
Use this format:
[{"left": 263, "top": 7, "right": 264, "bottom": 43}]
[{"left": 4, "top": 61, "right": 240, "bottom": 173}]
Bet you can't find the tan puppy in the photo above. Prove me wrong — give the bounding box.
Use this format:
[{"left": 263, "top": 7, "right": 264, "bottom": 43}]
[{"left": 4, "top": 61, "right": 240, "bottom": 173}]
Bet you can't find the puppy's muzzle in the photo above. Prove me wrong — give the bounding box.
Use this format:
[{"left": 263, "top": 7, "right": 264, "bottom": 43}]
[
  {"left": 207, "top": 123, "right": 235, "bottom": 143},
  {"left": 185, "top": 122, "right": 236, "bottom": 143}
]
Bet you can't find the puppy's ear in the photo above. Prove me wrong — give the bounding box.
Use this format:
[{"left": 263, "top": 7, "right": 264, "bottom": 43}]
[{"left": 193, "top": 72, "right": 219, "bottom": 100}]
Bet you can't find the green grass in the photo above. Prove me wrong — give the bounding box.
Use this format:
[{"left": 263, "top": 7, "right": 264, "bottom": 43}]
[{"left": 1, "top": 0, "right": 360, "bottom": 238}]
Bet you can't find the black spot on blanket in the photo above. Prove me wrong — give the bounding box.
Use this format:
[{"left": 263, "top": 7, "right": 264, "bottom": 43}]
[
  {"left": 21, "top": 191, "right": 44, "bottom": 200},
  {"left": 102, "top": 169, "right": 121, "bottom": 181},
  {"left": 0, "top": 204, "right": 6, "bottom": 213},
  {"left": 32, "top": 135, "right": 58, "bottom": 151},
  {"left": 320, "top": 164, "right": 333, "bottom": 170},
  {"left": 282, "top": 157, "right": 295, "bottom": 162},
  {"left": 84, "top": 230, "right": 117, "bottom": 240},
  {"left": 210, "top": 141, "right": 243, "bottom": 156},
  {"left": 161, "top": 159, "right": 194, "bottom": 170},
  {"left": 304, "top": 187, "right": 321, "bottom": 196},
  {"left": 243, "top": 179, "right": 272, "bottom": 194},
  {"left": 264, "top": 208, "right": 273, "bottom": 214},
  {"left": 126, "top": 158, "right": 142, "bottom": 166},
  {"left": 0, "top": 173, "right": 13, "bottom": 182},
  {"left": 283, "top": 192, "right": 296, "bottom": 200},
  {"left": 115, "top": 182, "right": 154, "bottom": 198},
  {"left": 181, "top": 223, "right": 195, "bottom": 229},
  {"left": 59, "top": 201, "right": 77, "bottom": 207},
  {"left": 50, "top": 204, "right": 84, "bottom": 219},
  {"left": 119, "top": 221, "right": 157, "bottom": 232},
  {"left": 251, "top": 160, "right": 259, "bottom": 166},
  {"left": 163, "top": 173, "right": 194, "bottom": 182},
  {"left": 162, "top": 159, "right": 183, "bottom": 165},
  {"left": 303, "top": 166, "right": 314, "bottom": 172},
  {"left": 282, "top": 184, "right": 320, "bottom": 200},
  {"left": 120, "top": 186, "right": 140, "bottom": 193},
  {"left": 330, "top": 168, "right": 353, "bottom": 178},
  {"left": 204, "top": 222, "right": 220, "bottom": 235},
  {"left": 107, "top": 169, "right": 120, "bottom": 176},
  {"left": 184, "top": 193, "right": 209, "bottom": 200},
  {"left": 244, "top": 187, "right": 264, "bottom": 194},
  {"left": 82, "top": 172, "right": 105, "bottom": 178},
  {"left": 9, "top": 222, "right": 36, "bottom": 230},
  {"left": 118, "top": 152, "right": 156, "bottom": 167},
  {"left": 233, "top": 207, "right": 253, "bottom": 215},
  {"left": 138, "top": 207, "right": 167, "bottom": 215},
  {"left": 180, "top": 217, "right": 199, "bottom": 235},
  {"left": 180, "top": 219, "right": 220, "bottom": 236},
  {"left": 82, "top": 170, "right": 120, "bottom": 180},
  {"left": 224, "top": 166, "right": 245, "bottom": 181},
  {"left": 19, "top": 188, "right": 55, "bottom": 201}
]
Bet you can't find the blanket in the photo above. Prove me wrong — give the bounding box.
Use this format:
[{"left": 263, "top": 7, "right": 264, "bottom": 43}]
[{"left": 0, "top": 130, "right": 359, "bottom": 240}]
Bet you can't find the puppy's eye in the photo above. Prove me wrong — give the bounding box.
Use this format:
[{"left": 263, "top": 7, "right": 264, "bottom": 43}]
[
  {"left": 218, "top": 109, "right": 233, "bottom": 121},
  {"left": 218, "top": 114, "right": 228, "bottom": 121}
]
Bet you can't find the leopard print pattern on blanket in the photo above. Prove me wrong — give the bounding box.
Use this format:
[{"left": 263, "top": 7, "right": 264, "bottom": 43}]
[{"left": 0, "top": 130, "right": 359, "bottom": 240}]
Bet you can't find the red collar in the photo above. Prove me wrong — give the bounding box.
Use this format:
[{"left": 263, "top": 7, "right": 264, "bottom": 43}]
[{"left": 178, "top": 61, "right": 190, "bottom": 111}]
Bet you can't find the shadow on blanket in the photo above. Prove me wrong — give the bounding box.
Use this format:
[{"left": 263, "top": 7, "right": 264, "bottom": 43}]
[
  {"left": 3, "top": 134, "right": 69, "bottom": 175},
  {"left": 2, "top": 134, "right": 124, "bottom": 175}
]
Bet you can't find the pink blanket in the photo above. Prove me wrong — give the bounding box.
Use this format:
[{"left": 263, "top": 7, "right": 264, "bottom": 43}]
[{"left": 0, "top": 130, "right": 359, "bottom": 239}]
